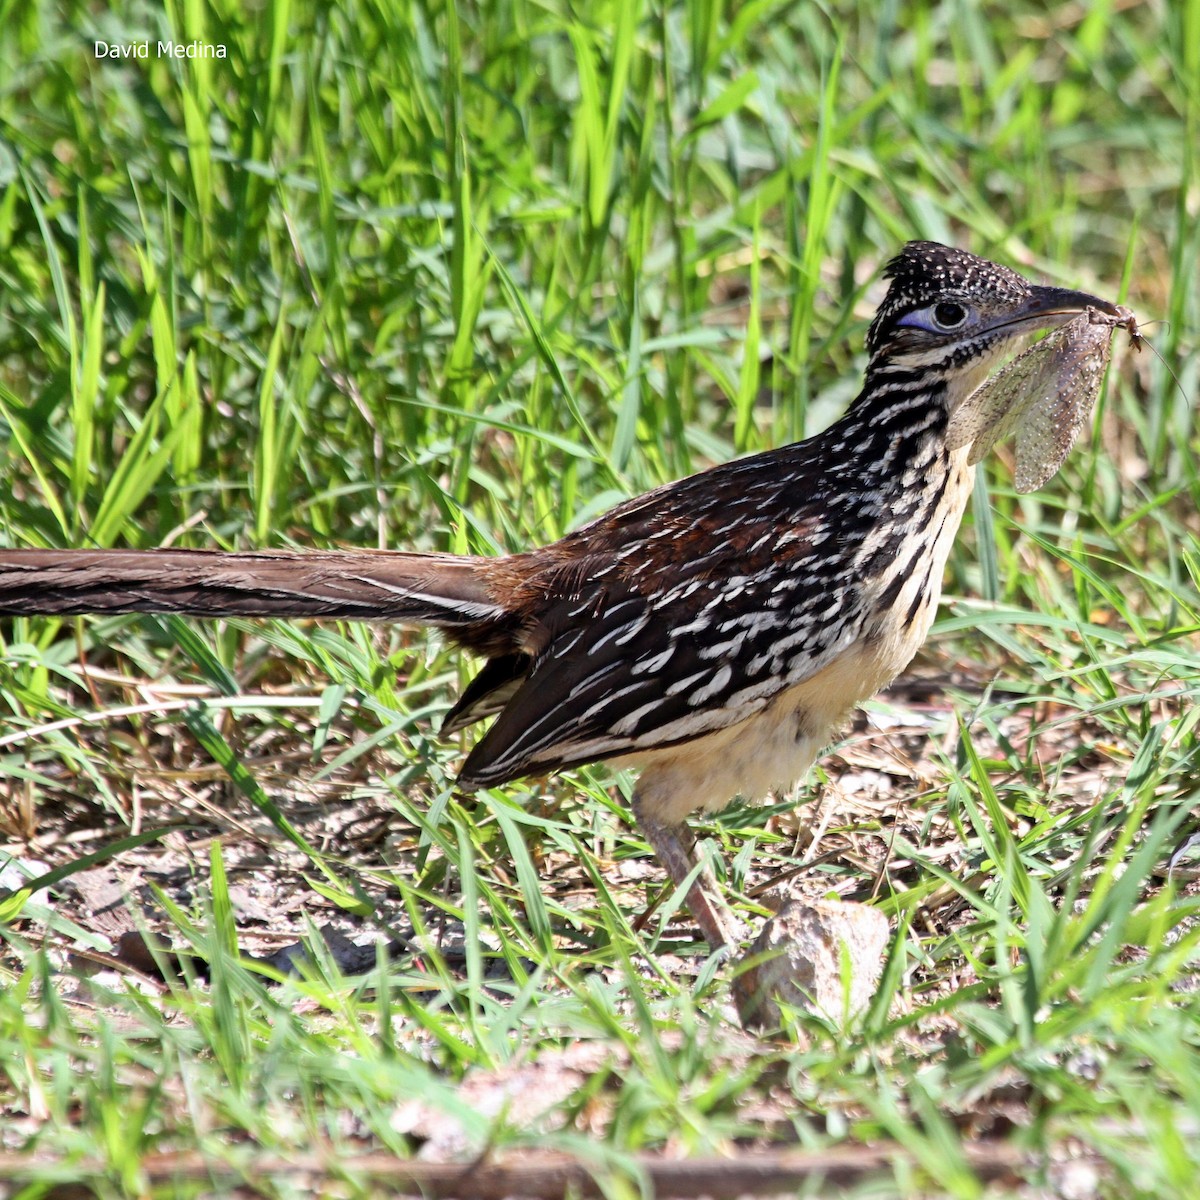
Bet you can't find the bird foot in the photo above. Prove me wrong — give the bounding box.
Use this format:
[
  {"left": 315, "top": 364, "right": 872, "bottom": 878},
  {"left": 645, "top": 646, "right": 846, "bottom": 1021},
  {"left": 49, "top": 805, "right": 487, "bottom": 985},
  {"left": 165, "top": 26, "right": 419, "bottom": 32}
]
[{"left": 634, "top": 810, "right": 746, "bottom": 953}]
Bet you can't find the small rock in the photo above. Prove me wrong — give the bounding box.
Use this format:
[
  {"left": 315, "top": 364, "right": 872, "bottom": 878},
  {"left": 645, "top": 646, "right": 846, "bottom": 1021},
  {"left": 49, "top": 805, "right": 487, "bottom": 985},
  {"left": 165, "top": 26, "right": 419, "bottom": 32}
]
[
  {"left": 733, "top": 899, "right": 889, "bottom": 1031},
  {"left": 0, "top": 856, "right": 52, "bottom": 911}
]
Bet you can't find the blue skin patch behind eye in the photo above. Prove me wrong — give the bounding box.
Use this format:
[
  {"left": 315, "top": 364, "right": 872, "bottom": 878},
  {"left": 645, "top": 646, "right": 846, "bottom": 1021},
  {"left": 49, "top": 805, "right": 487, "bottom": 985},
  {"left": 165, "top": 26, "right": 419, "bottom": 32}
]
[{"left": 896, "top": 304, "right": 970, "bottom": 333}]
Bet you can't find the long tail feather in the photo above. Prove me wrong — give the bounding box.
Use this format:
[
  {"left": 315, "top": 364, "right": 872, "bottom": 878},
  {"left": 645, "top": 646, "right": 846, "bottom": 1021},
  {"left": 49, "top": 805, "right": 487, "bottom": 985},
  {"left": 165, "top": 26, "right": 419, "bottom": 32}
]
[{"left": 0, "top": 548, "right": 507, "bottom": 626}]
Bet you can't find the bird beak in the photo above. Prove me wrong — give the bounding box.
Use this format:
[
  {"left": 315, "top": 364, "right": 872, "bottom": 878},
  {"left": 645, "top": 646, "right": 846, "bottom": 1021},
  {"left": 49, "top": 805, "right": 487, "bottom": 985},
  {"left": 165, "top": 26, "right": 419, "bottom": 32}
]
[{"left": 993, "top": 285, "right": 1123, "bottom": 335}]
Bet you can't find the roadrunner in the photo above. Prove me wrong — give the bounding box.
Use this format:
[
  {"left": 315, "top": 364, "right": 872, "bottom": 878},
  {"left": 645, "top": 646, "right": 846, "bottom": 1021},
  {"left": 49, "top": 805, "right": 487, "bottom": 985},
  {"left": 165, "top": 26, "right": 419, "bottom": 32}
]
[{"left": 0, "top": 243, "right": 1131, "bottom": 950}]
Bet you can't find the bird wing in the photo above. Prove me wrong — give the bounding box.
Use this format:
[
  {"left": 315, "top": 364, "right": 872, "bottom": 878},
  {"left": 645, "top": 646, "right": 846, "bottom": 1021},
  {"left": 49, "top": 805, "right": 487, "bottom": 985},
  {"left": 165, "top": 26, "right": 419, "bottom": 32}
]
[{"left": 456, "top": 446, "right": 877, "bottom": 789}]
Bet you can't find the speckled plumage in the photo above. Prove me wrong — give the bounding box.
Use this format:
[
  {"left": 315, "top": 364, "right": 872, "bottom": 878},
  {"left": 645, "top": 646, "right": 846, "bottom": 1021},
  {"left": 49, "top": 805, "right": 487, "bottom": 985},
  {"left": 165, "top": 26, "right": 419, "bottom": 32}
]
[{"left": 0, "top": 242, "right": 1132, "bottom": 950}]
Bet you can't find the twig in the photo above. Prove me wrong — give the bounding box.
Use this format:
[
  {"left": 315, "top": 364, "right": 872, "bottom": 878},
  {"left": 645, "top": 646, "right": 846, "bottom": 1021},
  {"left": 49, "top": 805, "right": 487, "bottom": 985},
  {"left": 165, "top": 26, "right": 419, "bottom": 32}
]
[{"left": 0, "top": 1139, "right": 1045, "bottom": 1199}]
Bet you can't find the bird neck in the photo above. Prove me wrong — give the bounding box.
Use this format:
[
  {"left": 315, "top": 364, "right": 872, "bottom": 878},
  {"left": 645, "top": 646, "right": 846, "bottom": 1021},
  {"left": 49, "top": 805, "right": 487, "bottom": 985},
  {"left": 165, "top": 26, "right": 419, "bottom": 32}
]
[
  {"left": 812, "top": 363, "right": 978, "bottom": 567},
  {"left": 811, "top": 363, "right": 978, "bottom": 661},
  {"left": 833, "top": 362, "right": 955, "bottom": 478}
]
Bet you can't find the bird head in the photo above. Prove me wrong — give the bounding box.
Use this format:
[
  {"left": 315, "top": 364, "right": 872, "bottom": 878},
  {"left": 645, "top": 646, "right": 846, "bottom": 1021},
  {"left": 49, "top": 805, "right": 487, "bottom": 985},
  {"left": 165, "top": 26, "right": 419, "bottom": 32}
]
[{"left": 866, "top": 242, "right": 1123, "bottom": 400}]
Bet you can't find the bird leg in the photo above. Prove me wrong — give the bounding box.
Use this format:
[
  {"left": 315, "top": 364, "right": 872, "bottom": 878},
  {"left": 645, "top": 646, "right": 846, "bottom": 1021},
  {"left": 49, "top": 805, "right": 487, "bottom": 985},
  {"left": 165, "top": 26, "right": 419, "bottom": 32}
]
[{"left": 633, "top": 804, "right": 744, "bottom": 952}]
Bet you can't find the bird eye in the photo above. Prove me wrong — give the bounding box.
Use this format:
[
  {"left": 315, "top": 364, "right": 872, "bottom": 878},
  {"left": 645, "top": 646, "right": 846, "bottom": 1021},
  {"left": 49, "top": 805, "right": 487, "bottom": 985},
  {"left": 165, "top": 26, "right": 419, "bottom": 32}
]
[
  {"left": 933, "top": 301, "right": 967, "bottom": 329},
  {"left": 895, "top": 301, "right": 973, "bottom": 335}
]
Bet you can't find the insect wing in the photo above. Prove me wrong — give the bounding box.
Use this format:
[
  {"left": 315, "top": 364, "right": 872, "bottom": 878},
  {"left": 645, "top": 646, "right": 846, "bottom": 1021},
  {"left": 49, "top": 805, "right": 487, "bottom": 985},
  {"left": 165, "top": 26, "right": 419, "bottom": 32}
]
[
  {"left": 946, "top": 320, "right": 1080, "bottom": 464},
  {"left": 946, "top": 315, "right": 1116, "bottom": 493},
  {"left": 1012, "top": 318, "right": 1115, "bottom": 492}
]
